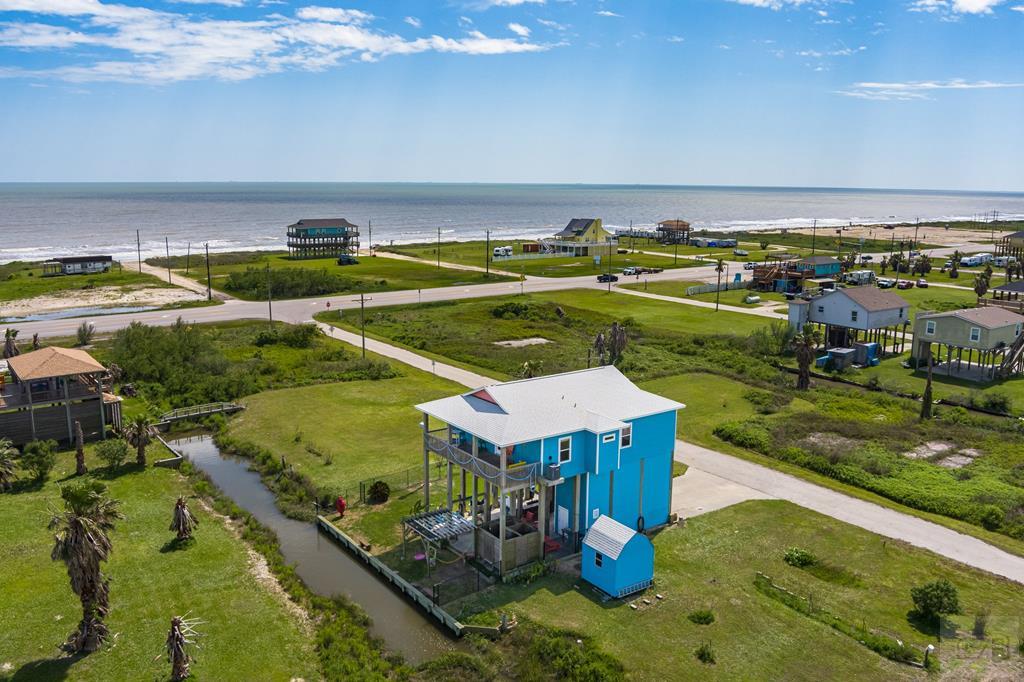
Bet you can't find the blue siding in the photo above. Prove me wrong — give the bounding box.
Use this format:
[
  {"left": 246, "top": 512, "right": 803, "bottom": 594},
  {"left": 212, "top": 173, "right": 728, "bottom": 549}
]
[{"left": 581, "top": 531, "right": 655, "bottom": 597}]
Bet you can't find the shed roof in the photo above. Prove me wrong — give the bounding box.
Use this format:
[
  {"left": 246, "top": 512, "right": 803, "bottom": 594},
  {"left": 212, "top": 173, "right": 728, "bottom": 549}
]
[
  {"left": 7, "top": 346, "right": 106, "bottom": 380},
  {"left": 583, "top": 515, "right": 636, "bottom": 560},
  {"left": 835, "top": 286, "right": 908, "bottom": 312},
  {"left": 554, "top": 218, "right": 599, "bottom": 238},
  {"left": 993, "top": 281, "right": 1024, "bottom": 293},
  {"left": 797, "top": 255, "right": 841, "bottom": 265},
  {"left": 1002, "top": 231, "right": 1024, "bottom": 240},
  {"left": 416, "top": 366, "right": 683, "bottom": 447},
  {"left": 50, "top": 255, "right": 113, "bottom": 265},
  {"left": 287, "top": 218, "right": 358, "bottom": 229},
  {"left": 918, "top": 306, "right": 1024, "bottom": 329},
  {"left": 657, "top": 219, "right": 690, "bottom": 230}
]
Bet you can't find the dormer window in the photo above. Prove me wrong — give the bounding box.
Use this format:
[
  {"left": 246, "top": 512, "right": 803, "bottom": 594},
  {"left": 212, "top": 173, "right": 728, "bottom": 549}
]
[{"left": 621, "top": 424, "right": 632, "bottom": 448}]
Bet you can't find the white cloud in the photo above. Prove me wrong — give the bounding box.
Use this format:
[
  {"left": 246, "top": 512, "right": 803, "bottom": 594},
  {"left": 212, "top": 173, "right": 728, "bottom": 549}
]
[
  {"left": 0, "top": 0, "right": 549, "bottom": 83},
  {"left": 797, "top": 45, "right": 865, "bottom": 58},
  {"left": 172, "top": 0, "right": 247, "bottom": 7},
  {"left": 595, "top": 10, "right": 621, "bottom": 17},
  {"left": 537, "top": 18, "right": 566, "bottom": 30},
  {"left": 404, "top": 16, "right": 421, "bottom": 28},
  {"left": 666, "top": 35, "right": 685, "bottom": 43},
  {"left": 478, "top": 0, "right": 545, "bottom": 7},
  {"left": 507, "top": 22, "right": 530, "bottom": 37},
  {"left": 838, "top": 79, "right": 1024, "bottom": 101},
  {"left": 909, "top": 0, "right": 1007, "bottom": 14},
  {"left": 728, "top": 0, "right": 814, "bottom": 9},
  {"left": 1011, "top": 4, "right": 1024, "bottom": 10}
]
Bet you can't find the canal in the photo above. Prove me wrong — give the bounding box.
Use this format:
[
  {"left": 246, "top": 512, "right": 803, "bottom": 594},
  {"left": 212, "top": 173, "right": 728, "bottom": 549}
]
[{"left": 168, "top": 434, "right": 459, "bottom": 665}]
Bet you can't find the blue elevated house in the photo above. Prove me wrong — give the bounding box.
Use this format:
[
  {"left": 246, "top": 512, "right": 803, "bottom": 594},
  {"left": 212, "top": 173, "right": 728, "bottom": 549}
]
[
  {"left": 793, "top": 255, "right": 842, "bottom": 278},
  {"left": 414, "top": 366, "right": 683, "bottom": 576},
  {"left": 582, "top": 515, "right": 655, "bottom": 598}
]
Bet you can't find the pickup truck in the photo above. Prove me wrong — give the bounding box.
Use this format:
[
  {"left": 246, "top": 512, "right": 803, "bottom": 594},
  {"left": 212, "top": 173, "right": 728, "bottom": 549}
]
[
  {"left": 597, "top": 274, "right": 619, "bottom": 283},
  {"left": 623, "top": 266, "right": 663, "bottom": 276}
]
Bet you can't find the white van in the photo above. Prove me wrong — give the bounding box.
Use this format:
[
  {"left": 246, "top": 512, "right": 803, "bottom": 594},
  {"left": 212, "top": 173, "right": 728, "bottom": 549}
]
[{"left": 493, "top": 246, "right": 513, "bottom": 258}]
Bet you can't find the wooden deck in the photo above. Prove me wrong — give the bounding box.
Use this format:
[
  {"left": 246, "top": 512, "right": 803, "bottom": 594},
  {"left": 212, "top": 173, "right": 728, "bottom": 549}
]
[{"left": 158, "top": 401, "right": 244, "bottom": 425}]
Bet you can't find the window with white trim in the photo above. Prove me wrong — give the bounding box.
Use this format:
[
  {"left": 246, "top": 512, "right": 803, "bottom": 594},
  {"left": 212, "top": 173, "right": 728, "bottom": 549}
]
[
  {"left": 970, "top": 327, "right": 981, "bottom": 343},
  {"left": 851, "top": 310, "right": 858, "bottom": 322},
  {"left": 558, "top": 436, "right": 572, "bottom": 463},
  {"left": 594, "top": 552, "right": 603, "bottom": 568},
  {"left": 925, "top": 320, "right": 935, "bottom": 336},
  {"left": 602, "top": 433, "right": 615, "bottom": 443},
  {"left": 621, "top": 424, "right": 632, "bottom": 448}
]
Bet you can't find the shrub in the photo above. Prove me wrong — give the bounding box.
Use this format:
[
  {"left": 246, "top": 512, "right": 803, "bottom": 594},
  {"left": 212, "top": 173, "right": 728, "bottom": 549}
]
[
  {"left": 973, "top": 608, "right": 989, "bottom": 639},
  {"left": 911, "top": 579, "right": 961, "bottom": 625},
  {"left": 96, "top": 438, "right": 130, "bottom": 469},
  {"left": 20, "top": 439, "right": 58, "bottom": 481},
  {"left": 76, "top": 320, "right": 95, "bottom": 346},
  {"left": 976, "top": 504, "right": 1004, "bottom": 531},
  {"left": 783, "top": 547, "right": 817, "bottom": 568},
  {"left": 687, "top": 609, "right": 715, "bottom": 625},
  {"left": 694, "top": 641, "right": 716, "bottom": 665},
  {"left": 367, "top": 480, "right": 390, "bottom": 504},
  {"left": 743, "top": 389, "right": 791, "bottom": 414},
  {"left": 224, "top": 267, "right": 355, "bottom": 299}
]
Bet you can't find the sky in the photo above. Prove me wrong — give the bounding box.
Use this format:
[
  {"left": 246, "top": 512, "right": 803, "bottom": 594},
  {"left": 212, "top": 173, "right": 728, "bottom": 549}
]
[{"left": 0, "top": 0, "right": 1022, "bottom": 190}]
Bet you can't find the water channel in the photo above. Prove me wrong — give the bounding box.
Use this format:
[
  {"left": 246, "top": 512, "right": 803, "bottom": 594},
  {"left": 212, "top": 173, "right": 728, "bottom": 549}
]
[{"left": 167, "top": 433, "right": 459, "bottom": 665}]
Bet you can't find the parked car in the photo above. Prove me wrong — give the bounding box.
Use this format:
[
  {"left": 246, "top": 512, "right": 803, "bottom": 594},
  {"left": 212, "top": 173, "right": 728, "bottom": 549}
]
[
  {"left": 916, "top": 278, "right": 929, "bottom": 288},
  {"left": 622, "top": 267, "right": 639, "bottom": 276},
  {"left": 876, "top": 278, "right": 895, "bottom": 289},
  {"left": 744, "top": 262, "right": 757, "bottom": 270},
  {"left": 896, "top": 280, "right": 914, "bottom": 290},
  {"left": 336, "top": 255, "right": 359, "bottom": 266},
  {"left": 597, "top": 274, "right": 619, "bottom": 283}
]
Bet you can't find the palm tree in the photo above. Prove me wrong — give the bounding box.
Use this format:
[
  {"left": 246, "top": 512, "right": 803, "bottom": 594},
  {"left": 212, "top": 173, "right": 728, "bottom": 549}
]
[
  {"left": 170, "top": 497, "right": 199, "bottom": 541},
  {"left": 973, "top": 273, "right": 990, "bottom": 299},
  {"left": 0, "top": 437, "right": 17, "bottom": 492},
  {"left": 607, "top": 321, "right": 628, "bottom": 364},
  {"left": 920, "top": 345, "right": 934, "bottom": 421},
  {"left": 122, "top": 414, "right": 157, "bottom": 466},
  {"left": 593, "top": 330, "right": 607, "bottom": 365},
  {"left": 74, "top": 421, "right": 87, "bottom": 476},
  {"left": 3, "top": 328, "right": 19, "bottom": 359},
  {"left": 714, "top": 259, "right": 726, "bottom": 311},
  {"left": 49, "top": 480, "right": 123, "bottom": 653},
  {"left": 792, "top": 324, "right": 822, "bottom": 390},
  {"left": 166, "top": 614, "right": 201, "bottom": 681}
]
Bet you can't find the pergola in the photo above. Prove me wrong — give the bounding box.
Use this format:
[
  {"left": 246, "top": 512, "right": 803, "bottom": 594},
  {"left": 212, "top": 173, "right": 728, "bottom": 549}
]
[{"left": 401, "top": 509, "right": 476, "bottom": 576}]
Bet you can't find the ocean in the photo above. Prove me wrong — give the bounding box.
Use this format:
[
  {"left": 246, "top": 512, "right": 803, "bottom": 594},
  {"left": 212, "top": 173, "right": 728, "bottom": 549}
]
[{"left": 2, "top": 182, "right": 1024, "bottom": 264}]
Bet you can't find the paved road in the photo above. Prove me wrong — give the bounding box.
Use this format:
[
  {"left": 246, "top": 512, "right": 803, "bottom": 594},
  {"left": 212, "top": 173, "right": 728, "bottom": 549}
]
[{"left": 676, "top": 441, "right": 1024, "bottom": 584}]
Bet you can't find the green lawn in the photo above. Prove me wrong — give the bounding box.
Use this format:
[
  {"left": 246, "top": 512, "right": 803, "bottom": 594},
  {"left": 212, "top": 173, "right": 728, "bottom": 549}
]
[
  {"left": 156, "top": 250, "right": 513, "bottom": 300},
  {"left": 381, "top": 240, "right": 706, "bottom": 278},
  {"left": 621, "top": 280, "right": 789, "bottom": 308},
  {"left": 225, "top": 363, "right": 463, "bottom": 497},
  {"left": 0, "top": 261, "right": 172, "bottom": 302},
  {"left": 316, "top": 289, "right": 772, "bottom": 382},
  {"left": 0, "top": 445, "right": 316, "bottom": 681},
  {"left": 457, "top": 500, "right": 1022, "bottom": 680}
]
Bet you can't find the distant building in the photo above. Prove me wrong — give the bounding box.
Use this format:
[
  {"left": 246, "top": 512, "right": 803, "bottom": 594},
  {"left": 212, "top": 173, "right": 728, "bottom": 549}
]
[
  {"left": 690, "top": 237, "right": 737, "bottom": 248},
  {"left": 912, "top": 307, "right": 1024, "bottom": 381},
  {"left": 1, "top": 346, "right": 122, "bottom": 446},
  {"left": 995, "top": 231, "right": 1024, "bottom": 262},
  {"left": 412, "top": 366, "right": 682, "bottom": 576},
  {"left": 656, "top": 219, "right": 691, "bottom": 245},
  {"left": 789, "top": 286, "right": 910, "bottom": 350},
  {"left": 582, "top": 514, "right": 654, "bottom": 598},
  {"left": 286, "top": 218, "right": 360, "bottom": 260},
  {"left": 546, "top": 218, "right": 613, "bottom": 256},
  {"left": 41, "top": 256, "right": 113, "bottom": 277},
  {"left": 793, "top": 255, "right": 842, "bottom": 278}
]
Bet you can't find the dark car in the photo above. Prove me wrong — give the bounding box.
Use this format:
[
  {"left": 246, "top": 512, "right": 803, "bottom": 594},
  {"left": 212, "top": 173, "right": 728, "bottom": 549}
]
[
  {"left": 597, "top": 274, "right": 619, "bottom": 283},
  {"left": 896, "top": 280, "right": 914, "bottom": 290},
  {"left": 337, "top": 255, "right": 359, "bottom": 266}
]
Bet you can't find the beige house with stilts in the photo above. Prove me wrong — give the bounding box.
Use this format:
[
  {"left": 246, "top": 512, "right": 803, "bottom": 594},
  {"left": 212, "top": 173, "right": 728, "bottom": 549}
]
[
  {"left": 1, "top": 347, "right": 122, "bottom": 446},
  {"left": 912, "top": 307, "right": 1024, "bottom": 381}
]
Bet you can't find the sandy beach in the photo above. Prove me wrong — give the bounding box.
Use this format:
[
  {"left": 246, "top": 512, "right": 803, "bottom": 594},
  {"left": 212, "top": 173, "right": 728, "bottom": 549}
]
[
  {"left": 791, "top": 222, "right": 1002, "bottom": 248},
  {"left": 1, "top": 284, "right": 205, "bottom": 319}
]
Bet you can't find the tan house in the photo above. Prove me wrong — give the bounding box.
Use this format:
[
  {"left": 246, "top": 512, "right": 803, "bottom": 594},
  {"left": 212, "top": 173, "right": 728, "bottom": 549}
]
[
  {"left": 547, "top": 218, "right": 613, "bottom": 256},
  {"left": 656, "top": 219, "right": 691, "bottom": 244},
  {"left": 912, "top": 307, "right": 1024, "bottom": 380},
  {"left": 1, "top": 346, "right": 122, "bottom": 445}
]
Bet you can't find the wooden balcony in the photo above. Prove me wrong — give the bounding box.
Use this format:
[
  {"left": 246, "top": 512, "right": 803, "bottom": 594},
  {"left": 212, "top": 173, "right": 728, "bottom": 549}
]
[
  {"left": 0, "top": 382, "right": 102, "bottom": 410},
  {"left": 424, "top": 433, "right": 540, "bottom": 490}
]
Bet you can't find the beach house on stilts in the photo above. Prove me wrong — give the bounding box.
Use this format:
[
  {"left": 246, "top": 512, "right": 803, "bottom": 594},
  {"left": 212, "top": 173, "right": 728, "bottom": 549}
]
[{"left": 407, "top": 366, "right": 682, "bottom": 589}]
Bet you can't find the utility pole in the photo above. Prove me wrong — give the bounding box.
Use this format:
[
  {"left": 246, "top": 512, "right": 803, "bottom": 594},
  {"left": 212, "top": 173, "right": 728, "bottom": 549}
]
[
  {"left": 164, "top": 237, "right": 172, "bottom": 284},
  {"left": 204, "top": 242, "right": 212, "bottom": 301},
  {"left": 185, "top": 242, "right": 191, "bottom": 275},
  {"left": 368, "top": 218, "right": 372, "bottom": 256},
  {"left": 914, "top": 218, "right": 920, "bottom": 252},
  {"left": 359, "top": 293, "right": 372, "bottom": 358},
  {"left": 437, "top": 227, "right": 441, "bottom": 269},
  {"left": 810, "top": 220, "right": 817, "bottom": 255},
  {"left": 136, "top": 229, "right": 142, "bottom": 272},
  {"left": 485, "top": 229, "right": 491, "bottom": 277},
  {"left": 266, "top": 262, "right": 273, "bottom": 324},
  {"left": 607, "top": 238, "right": 613, "bottom": 293},
  {"left": 715, "top": 260, "right": 725, "bottom": 312}
]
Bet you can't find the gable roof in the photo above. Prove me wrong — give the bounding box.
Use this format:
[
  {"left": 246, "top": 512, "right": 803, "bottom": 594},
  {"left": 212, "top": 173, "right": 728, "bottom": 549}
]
[
  {"left": 416, "top": 366, "right": 684, "bottom": 447},
  {"left": 833, "top": 286, "right": 908, "bottom": 312},
  {"left": 993, "top": 281, "right": 1024, "bottom": 293},
  {"left": 918, "top": 306, "right": 1024, "bottom": 329},
  {"left": 583, "top": 515, "right": 636, "bottom": 559},
  {"left": 7, "top": 347, "right": 106, "bottom": 381},
  {"left": 554, "top": 218, "right": 598, "bottom": 238},
  {"left": 657, "top": 219, "right": 690, "bottom": 230},
  {"left": 1003, "top": 231, "right": 1024, "bottom": 240},
  {"left": 288, "top": 218, "right": 358, "bottom": 229},
  {"left": 797, "top": 255, "right": 841, "bottom": 266}
]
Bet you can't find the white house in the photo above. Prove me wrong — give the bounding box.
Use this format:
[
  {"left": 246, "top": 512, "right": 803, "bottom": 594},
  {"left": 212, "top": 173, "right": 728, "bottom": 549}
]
[{"left": 789, "top": 286, "right": 910, "bottom": 350}]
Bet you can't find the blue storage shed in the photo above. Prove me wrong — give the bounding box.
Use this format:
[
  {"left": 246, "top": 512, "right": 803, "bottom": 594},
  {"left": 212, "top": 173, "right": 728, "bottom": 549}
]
[{"left": 581, "top": 515, "right": 654, "bottom": 598}]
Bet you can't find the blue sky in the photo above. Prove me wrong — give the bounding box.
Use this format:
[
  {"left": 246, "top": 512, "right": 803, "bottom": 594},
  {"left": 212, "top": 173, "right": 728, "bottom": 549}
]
[{"left": 0, "top": 0, "right": 1022, "bottom": 189}]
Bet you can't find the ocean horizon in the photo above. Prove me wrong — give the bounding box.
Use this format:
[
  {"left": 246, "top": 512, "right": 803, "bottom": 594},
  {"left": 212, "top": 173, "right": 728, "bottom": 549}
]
[{"left": 2, "top": 182, "right": 1023, "bottom": 264}]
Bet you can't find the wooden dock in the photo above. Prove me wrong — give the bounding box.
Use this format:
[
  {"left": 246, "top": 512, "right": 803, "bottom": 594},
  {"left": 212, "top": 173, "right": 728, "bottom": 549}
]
[{"left": 158, "top": 401, "right": 243, "bottom": 425}]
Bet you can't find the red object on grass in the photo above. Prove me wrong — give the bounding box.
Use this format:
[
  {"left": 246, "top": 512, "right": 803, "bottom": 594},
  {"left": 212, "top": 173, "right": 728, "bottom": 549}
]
[
  {"left": 335, "top": 496, "right": 347, "bottom": 517},
  {"left": 543, "top": 538, "right": 561, "bottom": 554}
]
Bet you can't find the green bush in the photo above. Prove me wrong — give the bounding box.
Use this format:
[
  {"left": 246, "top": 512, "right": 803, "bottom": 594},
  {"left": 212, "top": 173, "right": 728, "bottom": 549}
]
[
  {"left": 224, "top": 266, "right": 356, "bottom": 299},
  {"left": 783, "top": 547, "right": 817, "bottom": 568},
  {"left": 20, "top": 440, "right": 58, "bottom": 481},
  {"left": 694, "top": 641, "right": 716, "bottom": 664},
  {"left": 687, "top": 609, "right": 715, "bottom": 625},
  {"left": 95, "top": 438, "right": 131, "bottom": 469},
  {"left": 743, "top": 389, "right": 792, "bottom": 415},
  {"left": 910, "top": 579, "right": 961, "bottom": 625},
  {"left": 367, "top": 480, "right": 390, "bottom": 504}
]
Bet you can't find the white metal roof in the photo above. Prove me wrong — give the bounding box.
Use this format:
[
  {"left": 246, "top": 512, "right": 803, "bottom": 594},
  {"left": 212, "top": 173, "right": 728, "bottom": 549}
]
[
  {"left": 583, "top": 515, "right": 636, "bottom": 560},
  {"left": 415, "top": 366, "right": 684, "bottom": 447}
]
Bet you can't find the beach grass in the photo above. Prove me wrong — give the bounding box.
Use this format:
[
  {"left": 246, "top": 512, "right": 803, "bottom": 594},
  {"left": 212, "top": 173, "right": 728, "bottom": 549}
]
[
  {"left": 0, "top": 260, "right": 171, "bottom": 302},
  {"left": 0, "top": 444, "right": 317, "bottom": 681},
  {"left": 454, "top": 499, "right": 1023, "bottom": 680}
]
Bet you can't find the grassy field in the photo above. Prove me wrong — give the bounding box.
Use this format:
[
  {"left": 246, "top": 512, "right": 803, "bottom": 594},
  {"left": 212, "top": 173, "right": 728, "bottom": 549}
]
[
  {"left": 381, "top": 240, "right": 706, "bottom": 278},
  {"left": 456, "top": 500, "right": 1023, "bottom": 680},
  {"left": 621, "top": 280, "right": 789, "bottom": 308},
  {"left": 149, "top": 250, "right": 513, "bottom": 300},
  {"left": 315, "top": 289, "right": 772, "bottom": 382},
  {"left": 0, "top": 261, "right": 171, "bottom": 302},
  {"left": 0, "top": 445, "right": 316, "bottom": 681}
]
